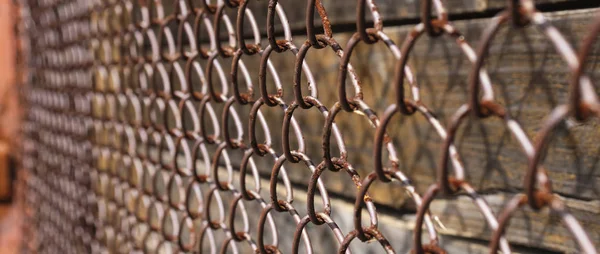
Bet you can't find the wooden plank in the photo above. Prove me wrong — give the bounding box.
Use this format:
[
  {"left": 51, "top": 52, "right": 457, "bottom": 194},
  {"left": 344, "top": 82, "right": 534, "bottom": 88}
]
[
  {"left": 166, "top": 0, "right": 588, "bottom": 36},
  {"left": 183, "top": 6, "right": 600, "bottom": 253},
  {"left": 215, "top": 170, "right": 585, "bottom": 253},
  {"left": 429, "top": 192, "right": 600, "bottom": 253},
  {"left": 219, "top": 7, "right": 600, "bottom": 205}
]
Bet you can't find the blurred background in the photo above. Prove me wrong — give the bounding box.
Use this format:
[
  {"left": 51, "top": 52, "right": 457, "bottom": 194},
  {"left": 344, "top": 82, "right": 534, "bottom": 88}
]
[{"left": 0, "top": 0, "right": 22, "bottom": 253}]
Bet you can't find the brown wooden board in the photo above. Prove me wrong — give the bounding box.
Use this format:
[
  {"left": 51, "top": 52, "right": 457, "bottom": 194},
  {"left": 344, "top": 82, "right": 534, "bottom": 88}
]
[
  {"left": 220, "top": 169, "right": 597, "bottom": 253},
  {"left": 217, "top": 7, "right": 600, "bottom": 204},
  {"left": 188, "top": 7, "right": 600, "bottom": 252},
  {"left": 167, "top": 0, "right": 591, "bottom": 39},
  {"left": 429, "top": 192, "right": 600, "bottom": 253}
]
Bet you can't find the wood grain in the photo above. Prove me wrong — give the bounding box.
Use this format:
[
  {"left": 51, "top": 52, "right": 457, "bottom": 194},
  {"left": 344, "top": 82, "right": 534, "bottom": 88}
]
[
  {"left": 168, "top": 0, "right": 590, "bottom": 38},
  {"left": 193, "top": 7, "right": 600, "bottom": 252},
  {"left": 220, "top": 7, "right": 600, "bottom": 203},
  {"left": 168, "top": 3, "right": 600, "bottom": 252},
  {"left": 220, "top": 170, "right": 594, "bottom": 253},
  {"left": 429, "top": 192, "right": 600, "bottom": 253}
]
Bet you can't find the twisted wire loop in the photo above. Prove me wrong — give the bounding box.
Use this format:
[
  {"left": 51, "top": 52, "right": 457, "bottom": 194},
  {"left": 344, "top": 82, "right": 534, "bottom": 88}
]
[{"left": 18, "top": 0, "right": 600, "bottom": 253}]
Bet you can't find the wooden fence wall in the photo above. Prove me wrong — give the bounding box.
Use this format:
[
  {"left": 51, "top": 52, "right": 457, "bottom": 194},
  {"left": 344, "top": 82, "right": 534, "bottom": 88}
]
[{"left": 201, "top": 1, "right": 600, "bottom": 252}]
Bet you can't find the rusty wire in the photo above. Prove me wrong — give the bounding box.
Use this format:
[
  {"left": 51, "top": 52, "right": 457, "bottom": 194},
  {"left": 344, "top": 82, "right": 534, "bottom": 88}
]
[{"left": 18, "top": 0, "right": 600, "bottom": 253}]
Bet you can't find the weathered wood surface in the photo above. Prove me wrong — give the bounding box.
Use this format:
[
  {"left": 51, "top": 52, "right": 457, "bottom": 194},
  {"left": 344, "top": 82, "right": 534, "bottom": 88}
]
[
  {"left": 191, "top": 7, "right": 600, "bottom": 252},
  {"left": 169, "top": 0, "right": 591, "bottom": 37},
  {"left": 221, "top": 7, "right": 600, "bottom": 203},
  {"left": 429, "top": 193, "right": 600, "bottom": 253},
  {"left": 207, "top": 171, "right": 597, "bottom": 253}
]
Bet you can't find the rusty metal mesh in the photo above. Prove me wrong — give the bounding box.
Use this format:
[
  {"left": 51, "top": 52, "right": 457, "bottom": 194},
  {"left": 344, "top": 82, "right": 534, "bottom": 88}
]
[{"left": 19, "top": 0, "right": 600, "bottom": 253}]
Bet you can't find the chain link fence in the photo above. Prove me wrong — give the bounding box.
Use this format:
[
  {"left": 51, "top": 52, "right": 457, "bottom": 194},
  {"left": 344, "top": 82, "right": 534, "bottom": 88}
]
[{"left": 18, "top": 0, "right": 600, "bottom": 253}]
